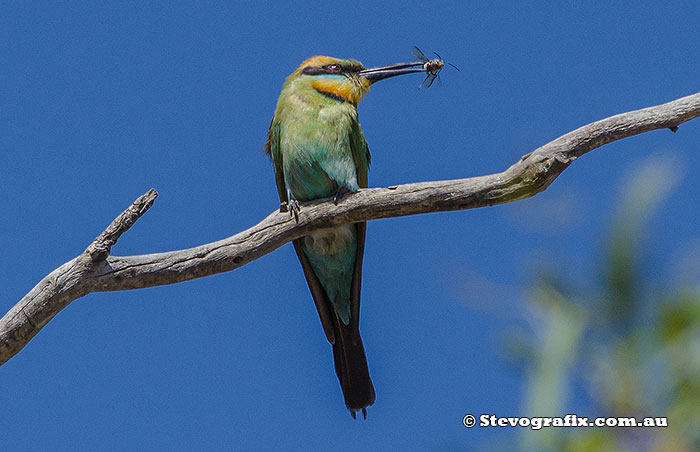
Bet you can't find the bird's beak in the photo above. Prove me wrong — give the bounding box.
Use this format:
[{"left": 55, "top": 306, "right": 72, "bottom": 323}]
[{"left": 359, "top": 61, "right": 426, "bottom": 84}]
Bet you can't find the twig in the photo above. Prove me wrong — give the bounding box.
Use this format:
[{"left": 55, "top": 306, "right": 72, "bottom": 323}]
[{"left": 84, "top": 189, "right": 159, "bottom": 262}]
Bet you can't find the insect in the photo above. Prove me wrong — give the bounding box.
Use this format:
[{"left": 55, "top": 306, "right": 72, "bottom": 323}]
[{"left": 412, "top": 46, "right": 460, "bottom": 88}]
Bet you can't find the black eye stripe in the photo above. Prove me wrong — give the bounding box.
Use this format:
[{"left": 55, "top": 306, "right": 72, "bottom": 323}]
[
  {"left": 301, "top": 64, "right": 363, "bottom": 76},
  {"left": 301, "top": 66, "right": 334, "bottom": 76}
]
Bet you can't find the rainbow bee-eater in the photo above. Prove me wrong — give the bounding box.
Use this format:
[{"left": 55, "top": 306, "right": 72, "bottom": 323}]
[{"left": 265, "top": 54, "right": 435, "bottom": 418}]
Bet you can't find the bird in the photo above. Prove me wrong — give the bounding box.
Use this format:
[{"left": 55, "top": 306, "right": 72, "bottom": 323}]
[{"left": 264, "top": 54, "right": 435, "bottom": 418}]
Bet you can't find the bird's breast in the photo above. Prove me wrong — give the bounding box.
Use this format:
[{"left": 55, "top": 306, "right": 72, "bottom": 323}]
[{"left": 280, "top": 104, "right": 359, "bottom": 202}]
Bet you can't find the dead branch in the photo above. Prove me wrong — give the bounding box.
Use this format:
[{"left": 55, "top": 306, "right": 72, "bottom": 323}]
[{"left": 2, "top": 91, "right": 699, "bottom": 366}]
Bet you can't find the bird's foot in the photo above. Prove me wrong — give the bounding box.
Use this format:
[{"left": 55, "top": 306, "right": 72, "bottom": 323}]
[
  {"left": 333, "top": 186, "right": 352, "bottom": 205},
  {"left": 288, "top": 199, "right": 300, "bottom": 222}
]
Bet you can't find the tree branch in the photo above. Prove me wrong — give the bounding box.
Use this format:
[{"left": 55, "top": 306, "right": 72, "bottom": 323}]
[{"left": 2, "top": 91, "right": 700, "bottom": 366}]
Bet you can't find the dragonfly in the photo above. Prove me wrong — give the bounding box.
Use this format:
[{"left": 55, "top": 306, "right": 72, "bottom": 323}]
[{"left": 412, "top": 46, "right": 460, "bottom": 88}]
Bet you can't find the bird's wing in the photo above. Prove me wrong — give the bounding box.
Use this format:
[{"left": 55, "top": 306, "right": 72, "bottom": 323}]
[
  {"left": 348, "top": 122, "right": 371, "bottom": 332},
  {"left": 264, "top": 118, "right": 288, "bottom": 204},
  {"left": 350, "top": 120, "right": 371, "bottom": 188},
  {"left": 266, "top": 117, "right": 337, "bottom": 344}
]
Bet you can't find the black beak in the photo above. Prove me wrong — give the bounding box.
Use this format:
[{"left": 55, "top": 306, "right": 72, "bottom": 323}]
[{"left": 359, "top": 61, "right": 427, "bottom": 84}]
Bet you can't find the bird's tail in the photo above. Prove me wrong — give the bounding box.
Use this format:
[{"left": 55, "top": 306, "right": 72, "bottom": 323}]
[{"left": 332, "top": 317, "right": 375, "bottom": 419}]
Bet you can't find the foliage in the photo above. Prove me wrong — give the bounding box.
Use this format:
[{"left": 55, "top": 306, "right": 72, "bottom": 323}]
[{"left": 512, "top": 155, "right": 700, "bottom": 452}]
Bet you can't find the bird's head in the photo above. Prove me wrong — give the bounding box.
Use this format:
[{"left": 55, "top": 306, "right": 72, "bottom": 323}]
[{"left": 283, "top": 55, "right": 428, "bottom": 107}]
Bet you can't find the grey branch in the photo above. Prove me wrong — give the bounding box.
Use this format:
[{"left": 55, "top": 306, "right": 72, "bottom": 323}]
[{"left": 2, "top": 92, "right": 700, "bottom": 366}]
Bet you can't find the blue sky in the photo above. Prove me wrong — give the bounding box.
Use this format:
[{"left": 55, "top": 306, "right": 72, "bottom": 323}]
[{"left": 2, "top": 2, "right": 699, "bottom": 451}]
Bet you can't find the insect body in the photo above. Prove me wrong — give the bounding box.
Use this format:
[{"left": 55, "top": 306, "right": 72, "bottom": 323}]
[{"left": 412, "top": 46, "right": 459, "bottom": 88}]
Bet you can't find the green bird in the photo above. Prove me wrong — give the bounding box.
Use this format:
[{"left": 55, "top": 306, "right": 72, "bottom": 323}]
[{"left": 265, "top": 54, "right": 433, "bottom": 418}]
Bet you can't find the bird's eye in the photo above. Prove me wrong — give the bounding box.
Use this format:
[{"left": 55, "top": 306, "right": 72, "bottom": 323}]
[{"left": 327, "top": 64, "right": 341, "bottom": 73}]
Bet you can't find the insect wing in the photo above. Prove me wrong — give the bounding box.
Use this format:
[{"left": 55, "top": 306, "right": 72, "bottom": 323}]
[
  {"left": 420, "top": 73, "right": 436, "bottom": 89},
  {"left": 412, "top": 46, "right": 429, "bottom": 63}
]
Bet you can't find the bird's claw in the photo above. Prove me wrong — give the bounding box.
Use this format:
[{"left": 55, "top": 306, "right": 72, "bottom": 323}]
[
  {"left": 333, "top": 186, "right": 352, "bottom": 205},
  {"left": 288, "top": 199, "right": 300, "bottom": 222}
]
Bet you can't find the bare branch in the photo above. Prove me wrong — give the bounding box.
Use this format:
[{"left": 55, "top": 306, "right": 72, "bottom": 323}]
[
  {"left": 2, "top": 91, "right": 699, "bottom": 366},
  {"left": 84, "top": 189, "right": 159, "bottom": 262}
]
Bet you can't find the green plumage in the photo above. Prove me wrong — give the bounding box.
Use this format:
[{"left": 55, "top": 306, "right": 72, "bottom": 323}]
[
  {"left": 269, "top": 83, "right": 369, "bottom": 323},
  {"left": 264, "top": 53, "right": 428, "bottom": 417},
  {"left": 265, "top": 57, "right": 374, "bottom": 416}
]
